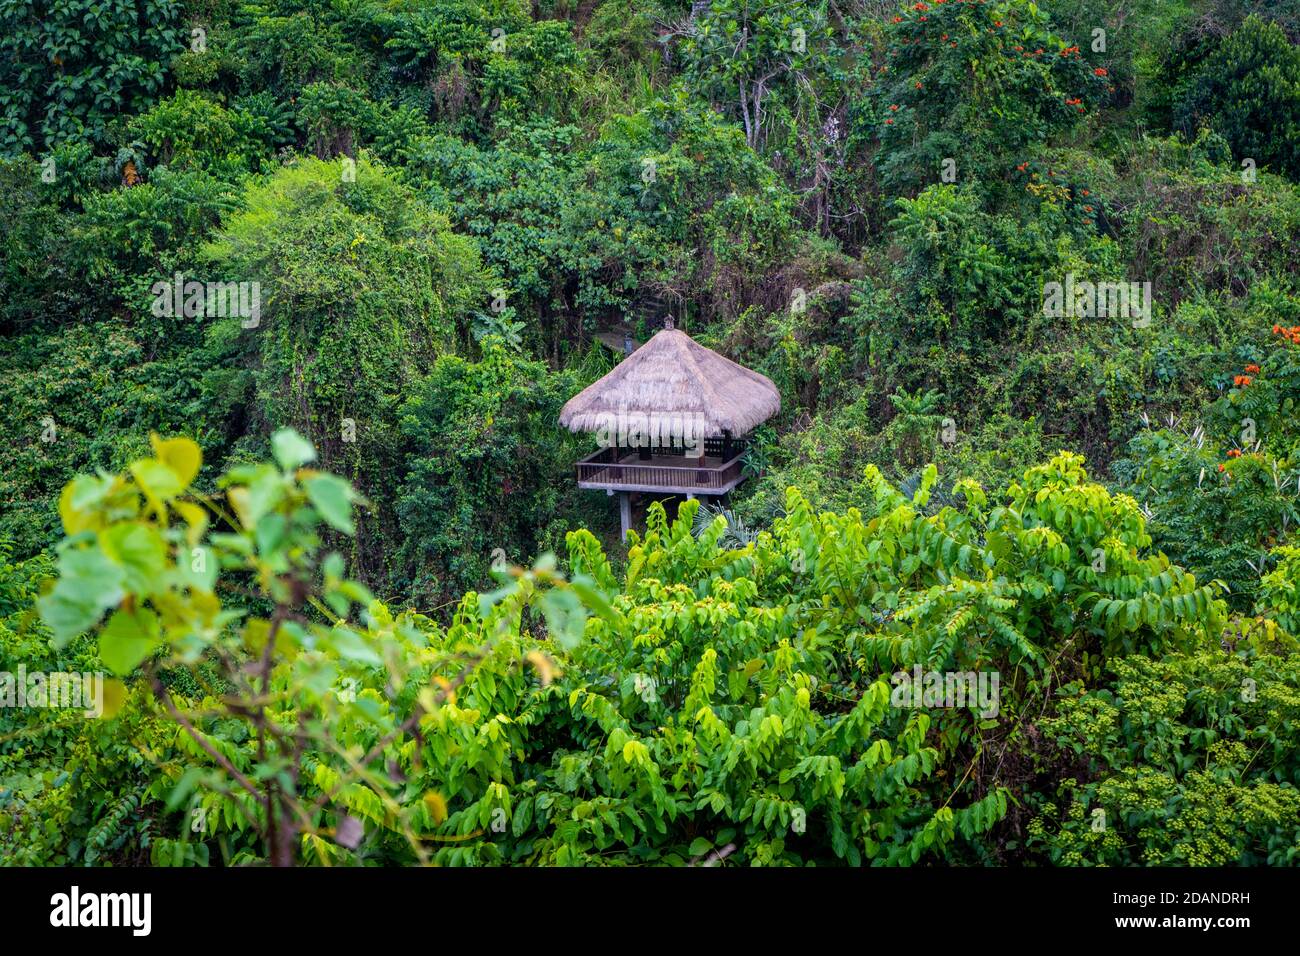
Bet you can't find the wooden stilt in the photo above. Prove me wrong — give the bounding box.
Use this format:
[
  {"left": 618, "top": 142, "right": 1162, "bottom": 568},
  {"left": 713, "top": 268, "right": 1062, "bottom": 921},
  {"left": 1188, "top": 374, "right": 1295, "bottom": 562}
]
[{"left": 619, "top": 492, "right": 631, "bottom": 543}]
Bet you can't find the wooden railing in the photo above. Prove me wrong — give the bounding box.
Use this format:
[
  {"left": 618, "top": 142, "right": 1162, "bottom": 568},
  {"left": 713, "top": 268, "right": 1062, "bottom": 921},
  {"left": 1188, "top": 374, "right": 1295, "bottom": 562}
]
[{"left": 576, "top": 447, "right": 746, "bottom": 493}]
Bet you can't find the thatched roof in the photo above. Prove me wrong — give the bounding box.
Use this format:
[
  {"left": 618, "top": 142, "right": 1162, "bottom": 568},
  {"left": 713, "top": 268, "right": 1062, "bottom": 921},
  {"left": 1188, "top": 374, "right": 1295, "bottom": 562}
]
[{"left": 559, "top": 328, "right": 780, "bottom": 439}]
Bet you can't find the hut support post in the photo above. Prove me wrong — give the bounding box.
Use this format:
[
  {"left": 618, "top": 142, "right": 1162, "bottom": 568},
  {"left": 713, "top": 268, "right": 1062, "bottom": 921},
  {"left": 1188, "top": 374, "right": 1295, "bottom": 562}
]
[{"left": 619, "top": 492, "right": 631, "bottom": 542}]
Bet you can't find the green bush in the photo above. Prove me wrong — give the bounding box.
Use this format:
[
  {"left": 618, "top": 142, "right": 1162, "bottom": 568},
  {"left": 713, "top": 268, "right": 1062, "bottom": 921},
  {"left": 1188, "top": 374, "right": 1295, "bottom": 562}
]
[
  {"left": 1030, "top": 651, "right": 1300, "bottom": 865},
  {"left": 13, "top": 441, "right": 1244, "bottom": 866},
  {"left": 394, "top": 343, "right": 590, "bottom": 603},
  {"left": 1175, "top": 15, "right": 1300, "bottom": 180},
  {"left": 871, "top": 0, "right": 1109, "bottom": 195},
  {"left": 0, "top": 0, "right": 182, "bottom": 153}
]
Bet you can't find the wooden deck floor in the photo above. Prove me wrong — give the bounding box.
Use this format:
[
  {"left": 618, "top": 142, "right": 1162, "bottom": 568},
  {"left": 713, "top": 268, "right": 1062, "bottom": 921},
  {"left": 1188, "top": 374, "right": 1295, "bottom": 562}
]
[{"left": 576, "top": 451, "right": 744, "bottom": 495}]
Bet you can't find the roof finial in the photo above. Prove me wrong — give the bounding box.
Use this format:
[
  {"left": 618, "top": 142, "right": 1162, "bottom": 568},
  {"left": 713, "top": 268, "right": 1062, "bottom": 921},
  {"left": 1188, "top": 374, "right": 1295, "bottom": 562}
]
[{"left": 663, "top": 315, "right": 675, "bottom": 331}]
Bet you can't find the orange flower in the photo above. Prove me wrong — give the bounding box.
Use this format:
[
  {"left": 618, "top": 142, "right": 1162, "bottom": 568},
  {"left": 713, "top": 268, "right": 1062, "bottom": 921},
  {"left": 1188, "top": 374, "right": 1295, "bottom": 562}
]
[
  {"left": 890, "top": 104, "right": 899, "bottom": 111},
  {"left": 1227, "top": 449, "right": 1242, "bottom": 459},
  {"left": 1233, "top": 375, "right": 1252, "bottom": 387},
  {"left": 1218, "top": 463, "right": 1226, "bottom": 473},
  {"left": 1094, "top": 67, "right": 1108, "bottom": 76},
  {"left": 1245, "top": 363, "right": 1261, "bottom": 374}
]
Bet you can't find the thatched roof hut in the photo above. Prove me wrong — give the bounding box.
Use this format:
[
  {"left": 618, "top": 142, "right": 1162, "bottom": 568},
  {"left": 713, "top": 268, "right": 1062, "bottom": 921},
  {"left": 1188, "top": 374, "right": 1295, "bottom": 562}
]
[{"left": 559, "top": 327, "right": 780, "bottom": 439}]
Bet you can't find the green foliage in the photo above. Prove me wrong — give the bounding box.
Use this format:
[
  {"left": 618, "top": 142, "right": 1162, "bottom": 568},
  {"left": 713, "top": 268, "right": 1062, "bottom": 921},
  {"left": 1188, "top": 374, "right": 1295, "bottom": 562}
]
[
  {"left": 394, "top": 343, "right": 590, "bottom": 602},
  {"left": 0, "top": 540, "right": 175, "bottom": 866},
  {"left": 3, "top": 0, "right": 1300, "bottom": 871},
  {"left": 128, "top": 90, "right": 276, "bottom": 175},
  {"left": 408, "top": 96, "right": 798, "bottom": 332},
  {"left": 872, "top": 0, "right": 1110, "bottom": 195},
  {"left": 1119, "top": 308, "right": 1300, "bottom": 609},
  {"left": 4, "top": 430, "right": 1293, "bottom": 867},
  {"left": 17, "top": 432, "right": 603, "bottom": 865},
  {"left": 1175, "top": 14, "right": 1300, "bottom": 179},
  {"left": 0, "top": 0, "right": 183, "bottom": 153},
  {"left": 682, "top": 0, "right": 837, "bottom": 150},
  {"left": 0, "top": 157, "right": 80, "bottom": 333},
  {"left": 1260, "top": 546, "right": 1300, "bottom": 635},
  {"left": 198, "top": 155, "right": 496, "bottom": 574},
  {"left": 1030, "top": 651, "right": 1300, "bottom": 865}
]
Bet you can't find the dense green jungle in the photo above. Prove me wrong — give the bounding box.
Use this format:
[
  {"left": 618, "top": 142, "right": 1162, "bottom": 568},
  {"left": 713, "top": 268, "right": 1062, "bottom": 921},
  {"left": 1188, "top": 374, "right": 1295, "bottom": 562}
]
[{"left": 1, "top": 0, "right": 1299, "bottom": 868}]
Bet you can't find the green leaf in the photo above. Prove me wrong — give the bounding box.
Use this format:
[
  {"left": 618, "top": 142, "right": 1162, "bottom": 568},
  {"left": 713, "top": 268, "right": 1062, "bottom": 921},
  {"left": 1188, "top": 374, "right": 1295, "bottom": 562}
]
[
  {"left": 325, "top": 626, "right": 382, "bottom": 665},
  {"left": 98, "top": 608, "right": 161, "bottom": 676},
  {"left": 130, "top": 457, "right": 184, "bottom": 506},
  {"left": 150, "top": 434, "right": 202, "bottom": 488},
  {"left": 174, "top": 545, "right": 218, "bottom": 593},
  {"left": 539, "top": 587, "right": 587, "bottom": 650},
  {"left": 272, "top": 428, "right": 317, "bottom": 470},
  {"left": 165, "top": 767, "right": 207, "bottom": 812},
  {"left": 303, "top": 473, "right": 355, "bottom": 534},
  {"left": 37, "top": 547, "right": 126, "bottom": 647},
  {"left": 99, "top": 523, "right": 167, "bottom": 596}
]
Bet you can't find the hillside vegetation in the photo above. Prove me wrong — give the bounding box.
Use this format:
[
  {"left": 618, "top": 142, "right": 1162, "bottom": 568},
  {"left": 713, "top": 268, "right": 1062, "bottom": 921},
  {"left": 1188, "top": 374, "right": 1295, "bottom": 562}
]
[{"left": 1, "top": 0, "right": 1298, "bottom": 866}]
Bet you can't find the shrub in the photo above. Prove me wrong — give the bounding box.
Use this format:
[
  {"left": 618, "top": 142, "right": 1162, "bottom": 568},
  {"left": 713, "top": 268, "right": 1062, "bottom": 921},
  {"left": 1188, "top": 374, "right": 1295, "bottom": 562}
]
[
  {"left": 1175, "top": 15, "right": 1300, "bottom": 180},
  {"left": 1029, "top": 651, "right": 1300, "bottom": 865},
  {"left": 0, "top": 0, "right": 183, "bottom": 153}
]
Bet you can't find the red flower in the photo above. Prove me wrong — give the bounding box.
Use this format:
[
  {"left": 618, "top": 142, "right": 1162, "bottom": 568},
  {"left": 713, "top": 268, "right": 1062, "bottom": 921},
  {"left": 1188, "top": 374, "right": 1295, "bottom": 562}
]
[
  {"left": 890, "top": 104, "right": 899, "bottom": 111},
  {"left": 886, "top": 118, "right": 894, "bottom": 125},
  {"left": 1094, "top": 67, "right": 1108, "bottom": 76},
  {"left": 1218, "top": 463, "right": 1226, "bottom": 473}
]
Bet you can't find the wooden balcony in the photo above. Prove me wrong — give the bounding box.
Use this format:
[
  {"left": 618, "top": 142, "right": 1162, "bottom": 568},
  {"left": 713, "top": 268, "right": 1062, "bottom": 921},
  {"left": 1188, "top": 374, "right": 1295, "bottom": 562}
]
[{"left": 575, "top": 446, "right": 747, "bottom": 496}]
